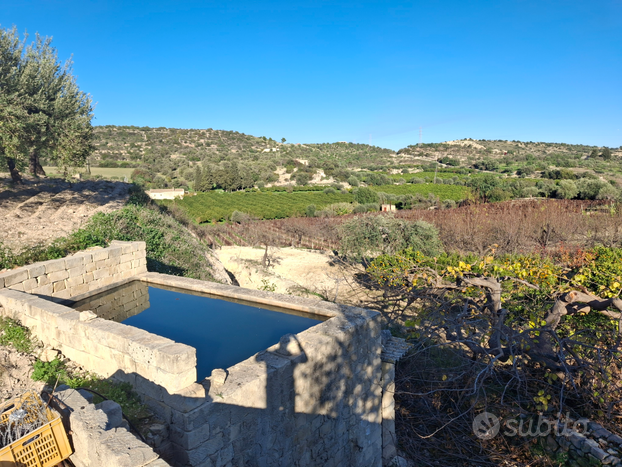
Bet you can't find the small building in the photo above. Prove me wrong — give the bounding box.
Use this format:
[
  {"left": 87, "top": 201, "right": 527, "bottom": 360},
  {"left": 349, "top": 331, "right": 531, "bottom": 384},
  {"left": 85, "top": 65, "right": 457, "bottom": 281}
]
[
  {"left": 146, "top": 188, "right": 185, "bottom": 200},
  {"left": 381, "top": 204, "right": 396, "bottom": 212}
]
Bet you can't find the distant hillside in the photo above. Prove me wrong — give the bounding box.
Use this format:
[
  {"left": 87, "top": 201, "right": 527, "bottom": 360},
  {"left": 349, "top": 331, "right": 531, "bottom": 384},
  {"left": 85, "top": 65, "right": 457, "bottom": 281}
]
[
  {"left": 397, "top": 139, "right": 622, "bottom": 180},
  {"left": 91, "top": 125, "right": 397, "bottom": 167},
  {"left": 75, "top": 126, "right": 622, "bottom": 192},
  {"left": 86, "top": 125, "right": 404, "bottom": 190}
]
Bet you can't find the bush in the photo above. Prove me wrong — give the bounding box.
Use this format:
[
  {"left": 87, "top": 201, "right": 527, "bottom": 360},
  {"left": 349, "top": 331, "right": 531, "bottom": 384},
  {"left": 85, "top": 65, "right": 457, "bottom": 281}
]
[
  {"left": 339, "top": 215, "right": 442, "bottom": 261},
  {"left": 556, "top": 180, "right": 578, "bottom": 199},
  {"left": 347, "top": 175, "right": 360, "bottom": 187},
  {"left": 306, "top": 204, "right": 316, "bottom": 217},
  {"left": 231, "top": 210, "right": 252, "bottom": 223},
  {"left": 323, "top": 187, "right": 336, "bottom": 194},
  {"left": 354, "top": 187, "right": 380, "bottom": 204}
]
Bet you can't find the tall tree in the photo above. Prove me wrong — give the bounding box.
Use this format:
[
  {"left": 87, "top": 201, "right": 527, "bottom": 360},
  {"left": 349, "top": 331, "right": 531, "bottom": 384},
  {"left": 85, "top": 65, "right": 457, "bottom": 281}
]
[{"left": 0, "top": 26, "right": 94, "bottom": 183}]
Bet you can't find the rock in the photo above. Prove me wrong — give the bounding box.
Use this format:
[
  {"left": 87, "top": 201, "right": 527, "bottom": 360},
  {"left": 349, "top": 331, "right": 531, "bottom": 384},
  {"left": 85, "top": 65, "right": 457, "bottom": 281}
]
[
  {"left": 79, "top": 310, "right": 97, "bottom": 321},
  {"left": 545, "top": 435, "right": 559, "bottom": 452},
  {"left": 211, "top": 368, "right": 227, "bottom": 385},
  {"left": 77, "top": 388, "right": 95, "bottom": 404},
  {"left": 95, "top": 399, "right": 124, "bottom": 430},
  {"left": 39, "top": 348, "right": 60, "bottom": 362}
]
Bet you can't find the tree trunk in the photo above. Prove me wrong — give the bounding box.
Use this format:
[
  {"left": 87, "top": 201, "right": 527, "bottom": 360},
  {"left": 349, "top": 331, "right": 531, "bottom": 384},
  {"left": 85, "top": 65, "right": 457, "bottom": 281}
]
[
  {"left": 36, "top": 161, "right": 46, "bottom": 176},
  {"left": 7, "top": 157, "right": 23, "bottom": 184},
  {"left": 28, "top": 150, "right": 46, "bottom": 176},
  {"left": 29, "top": 150, "right": 38, "bottom": 176}
]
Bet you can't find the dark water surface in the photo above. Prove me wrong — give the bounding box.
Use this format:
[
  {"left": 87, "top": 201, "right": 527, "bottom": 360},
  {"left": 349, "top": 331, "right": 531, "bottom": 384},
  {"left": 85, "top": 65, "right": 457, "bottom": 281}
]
[{"left": 72, "top": 282, "right": 326, "bottom": 380}]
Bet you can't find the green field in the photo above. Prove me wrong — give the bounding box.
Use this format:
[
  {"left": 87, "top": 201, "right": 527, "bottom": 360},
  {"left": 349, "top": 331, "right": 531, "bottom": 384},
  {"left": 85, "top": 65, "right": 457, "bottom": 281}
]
[
  {"left": 169, "top": 191, "right": 354, "bottom": 223},
  {"left": 42, "top": 166, "right": 135, "bottom": 179},
  {"left": 371, "top": 183, "right": 471, "bottom": 200},
  {"left": 168, "top": 184, "right": 471, "bottom": 223}
]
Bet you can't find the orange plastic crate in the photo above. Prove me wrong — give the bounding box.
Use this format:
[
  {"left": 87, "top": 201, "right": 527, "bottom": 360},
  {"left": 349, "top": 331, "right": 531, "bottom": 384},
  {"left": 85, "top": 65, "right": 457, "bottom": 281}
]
[{"left": 0, "top": 392, "right": 72, "bottom": 467}]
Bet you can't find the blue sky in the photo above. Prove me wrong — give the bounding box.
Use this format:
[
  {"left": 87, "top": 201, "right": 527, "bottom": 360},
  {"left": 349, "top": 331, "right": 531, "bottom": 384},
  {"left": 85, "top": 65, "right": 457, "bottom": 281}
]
[{"left": 2, "top": 0, "right": 620, "bottom": 150}]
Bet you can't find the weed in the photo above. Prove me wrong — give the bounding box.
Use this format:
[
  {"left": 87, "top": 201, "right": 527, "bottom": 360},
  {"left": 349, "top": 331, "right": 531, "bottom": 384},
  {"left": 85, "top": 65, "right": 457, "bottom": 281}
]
[
  {"left": 0, "top": 318, "right": 38, "bottom": 353},
  {"left": 31, "top": 358, "right": 151, "bottom": 428},
  {"left": 259, "top": 279, "right": 277, "bottom": 292}
]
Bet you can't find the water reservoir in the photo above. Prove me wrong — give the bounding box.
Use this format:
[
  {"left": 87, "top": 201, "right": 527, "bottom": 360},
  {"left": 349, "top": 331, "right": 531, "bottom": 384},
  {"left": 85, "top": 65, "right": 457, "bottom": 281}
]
[{"left": 71, "top": 281, "right": 326, "bottom": 380}]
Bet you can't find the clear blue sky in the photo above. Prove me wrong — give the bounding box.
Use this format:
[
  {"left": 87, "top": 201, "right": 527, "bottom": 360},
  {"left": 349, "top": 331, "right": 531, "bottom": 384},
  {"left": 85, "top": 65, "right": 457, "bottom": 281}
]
[{"left": 2, "top": 0, "right": 620, "bottom": 150}]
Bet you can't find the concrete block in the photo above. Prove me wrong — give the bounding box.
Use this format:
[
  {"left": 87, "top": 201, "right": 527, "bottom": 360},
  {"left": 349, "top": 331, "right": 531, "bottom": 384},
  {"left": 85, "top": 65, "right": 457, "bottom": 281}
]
[
  {"left": 69, "top": 283, "right": 89, "bottom": 297},
  {"left": 169, "top": 423, "right": 211, "bottom": 451},
  {"left": 68, "top": 265, "right": 86, "bottom": 278},
  {"left": 108, "top": 246, "right": 123, "bottom": 259},
  {"left": 93, "top": 268, "right": 109, "bottom": 280},
  {"left": 83, "top": 272, "right": 94, "bottom": 283},
  {"left": 85, "top": 262, "right": 97, "bottom": 273},
  {"left": 105, "top": 257, "right": 121, "bottom": 268},
  {"left": 73, "top": 251, "right": 94, "bottom": 264},
  {"left": 120, "top": 253, "right": 134, "bottom": 264},
  {"left": 43, "top": 259, "right": 65, "bottom": 274},
  {"left": 53, "top": 281, "right": 67, "bottom": 293},
  {"left": 126, "top": 332, "right": 174, "bottom": 365},
  {"left": 9, "top": 283, "right": 25, "bottom": 292},
  {"left": 92, "top": 249, "right": 109, "bottom": 262},
  {"left": 65, "top": 255, "right": 84, "bottom": 269},
  {"left": 83, "top": 318, "right": 144, "bottom": 353},
  {"left": 27, "top": 264, "right": 46, "bottom": 278},
  {"left": 66, "top": 276, "right": 84, "bottom": 288},
  {"left": 52, "top": 289, "right": 71, "bottom": 299},
  {"left": 95, "top": 400, "right": 124, "bottom": 430},
  {"left": 48, "top": 270, "right": 69, "bottom": 282},
  {"left": 37, "top": 274, "right": 50, "bottom": 286},
  {"left": 0, "top": 276, "right": 4, "bottom": 288},
  {"left": 22, "top": 278, "right": 38, "bottom": 292},
  {"left": 1, "top": 268, "right": 29, "bottom": 287},
  {"left": 160, "top": 383, "right": 208, "bottom": 413},
  {"left": 0, "top": 290, "right": 37, "bottom": 319},
  {"left": 152, "top": 343, "right": 197, "bottom": 375},
  {"left": 31, "top": 284, "right": 54, "bottom": 296}
]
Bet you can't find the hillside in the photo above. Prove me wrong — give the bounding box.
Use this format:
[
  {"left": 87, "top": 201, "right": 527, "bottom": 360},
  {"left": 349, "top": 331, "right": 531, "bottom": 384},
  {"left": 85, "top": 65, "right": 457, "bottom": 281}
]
[
  {"left": 83, "top": 125, "right": 400, "bottom": 189},
  {"left": 397, "top": 139, "right": 622, "bottom": 180}
]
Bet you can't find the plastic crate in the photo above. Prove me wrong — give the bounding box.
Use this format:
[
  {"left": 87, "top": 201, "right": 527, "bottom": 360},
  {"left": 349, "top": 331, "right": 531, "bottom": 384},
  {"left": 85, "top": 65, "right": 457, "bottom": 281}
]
[{"left": 0, "top": 392, "right": 72, "bottom": 467}]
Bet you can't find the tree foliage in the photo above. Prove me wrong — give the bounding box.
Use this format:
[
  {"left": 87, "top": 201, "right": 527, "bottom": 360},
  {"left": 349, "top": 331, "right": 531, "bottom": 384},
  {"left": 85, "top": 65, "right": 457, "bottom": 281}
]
[{"left": 0, "top": 26, "right": 94, "bottom": 182}]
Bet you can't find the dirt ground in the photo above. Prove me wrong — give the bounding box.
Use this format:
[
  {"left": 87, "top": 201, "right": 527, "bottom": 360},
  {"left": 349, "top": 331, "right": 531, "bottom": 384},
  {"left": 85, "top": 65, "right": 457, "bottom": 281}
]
[
  {"left": 0, "top": 346, "right": 45, "bottom": 402},
  {"left": 0, "top": 176, "right": 130, "bottom": 251},
  {"left": 217, "top": 246, "right": 364, "bottom": 303}
]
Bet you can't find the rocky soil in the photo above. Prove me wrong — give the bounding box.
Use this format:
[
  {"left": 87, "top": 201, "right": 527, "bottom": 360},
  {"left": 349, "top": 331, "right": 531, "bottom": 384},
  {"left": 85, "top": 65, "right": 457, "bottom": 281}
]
[
  {"left": 217, "top": 246, "right": 365, "bottom": 303},
  {"left": 0, "top": 177, "right": 130, "bottom": 251}
]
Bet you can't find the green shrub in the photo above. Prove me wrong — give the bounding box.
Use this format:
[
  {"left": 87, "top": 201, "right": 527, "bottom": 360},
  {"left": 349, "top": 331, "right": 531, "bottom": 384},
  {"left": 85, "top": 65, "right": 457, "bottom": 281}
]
[
  {"left": 339, "top": 215, "right": 442, "bottom": 261},
  {"left": 354, "top": 187, "right": 380, "bottom": 204},
  {"left": 0, "top": 318, "right": 37, "bottom": 353}
]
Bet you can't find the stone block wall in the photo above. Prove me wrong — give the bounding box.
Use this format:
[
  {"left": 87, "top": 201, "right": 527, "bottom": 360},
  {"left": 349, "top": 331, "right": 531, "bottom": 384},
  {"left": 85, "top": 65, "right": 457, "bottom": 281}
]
[
  {"left": 544, "top": 420, "right": 622, "bottom": 466},
  {"left": 0, "top": 240, "right": 147, "bottom": 300},
  {"left": 73, "top": 280, "right": 150, "bottom": 322},
  {"left": 0, "top": 250, "right": 387, "bottom": 466},
  {"left": 131, "top": 274, "right": 385, "bottom": 467},
  {"left": 51, "top": 386, "right": 170, "bottom": 467}
]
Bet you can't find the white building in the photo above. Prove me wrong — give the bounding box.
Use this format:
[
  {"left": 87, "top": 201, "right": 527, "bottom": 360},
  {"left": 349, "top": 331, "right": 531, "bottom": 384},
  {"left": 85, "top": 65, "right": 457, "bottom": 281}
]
[{"left": 146, "top": 188, "right": 185, "bottom": 200}]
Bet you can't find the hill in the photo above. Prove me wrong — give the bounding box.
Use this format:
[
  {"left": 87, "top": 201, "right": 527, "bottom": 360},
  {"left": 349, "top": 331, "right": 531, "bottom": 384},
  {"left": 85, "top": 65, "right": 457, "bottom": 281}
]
[
  {"left": 397, "top": 139, "right": 622, "bottom": 180},
  {"left": 83, "top": 125, "right": 400, "bottom": 189}
]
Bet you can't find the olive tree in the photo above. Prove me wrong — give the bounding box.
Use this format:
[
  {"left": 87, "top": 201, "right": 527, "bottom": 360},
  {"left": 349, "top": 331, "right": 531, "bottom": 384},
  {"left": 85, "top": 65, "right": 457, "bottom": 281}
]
[{"left": 0, "top": 26, "right": 94, "bottom": 182}]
